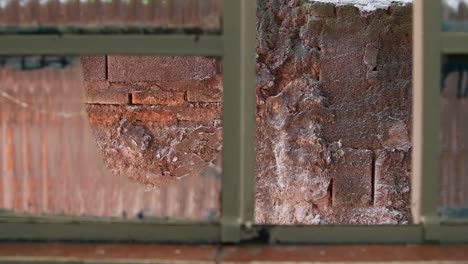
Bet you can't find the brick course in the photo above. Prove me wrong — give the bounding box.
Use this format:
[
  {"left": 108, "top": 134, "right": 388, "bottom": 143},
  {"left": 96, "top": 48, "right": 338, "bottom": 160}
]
[
  {"left": 186, "top": 88, "right": 223, "bottom": 103},
  {"left": 0, "top": 0, "right": 416, "bottom": 223},
  {"left": 76, "top": 1, "right": 414, "bottom": 224},
  {"left": 107, "top": 56, "right": 218, "bottom": 82},
  {"left": 331, "top": 149, "right": 373, "bottom": 207},
  {"left": 81, "top": 55, "right": 106, "bottom": 81},
  {"left": 123, "top": 107, "right": 177, "bottom": 124},
  {"left": 132, "top": 91, "right": 185, "bottom": 106},
  {"left": 86, "top": 90, "right": 129, "bottom": 105},
  {"left": 374, "top": 150, "right": 411, "bottom": 214}
]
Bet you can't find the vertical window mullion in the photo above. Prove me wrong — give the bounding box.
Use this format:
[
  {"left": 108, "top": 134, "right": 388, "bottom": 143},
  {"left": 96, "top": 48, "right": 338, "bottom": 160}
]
[
  {"left": 412, "top": 0, "right": 442, "bottom": 238},
  {"left": 221, "top": 0, "right": 257, "bottom": 243}
]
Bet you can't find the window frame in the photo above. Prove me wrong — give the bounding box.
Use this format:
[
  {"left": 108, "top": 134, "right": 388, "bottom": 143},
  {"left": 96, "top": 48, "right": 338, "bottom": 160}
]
[{"left": 0, "top": 0, "right": 468, "bottom": 245}]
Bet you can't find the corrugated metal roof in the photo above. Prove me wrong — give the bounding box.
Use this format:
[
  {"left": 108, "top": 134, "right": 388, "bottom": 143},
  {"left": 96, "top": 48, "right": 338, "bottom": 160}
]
[{"left": 0, "top": 0, "right": 222, "bottom": 32}]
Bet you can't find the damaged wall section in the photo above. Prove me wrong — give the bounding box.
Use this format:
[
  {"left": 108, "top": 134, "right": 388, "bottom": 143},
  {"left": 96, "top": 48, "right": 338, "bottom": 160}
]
[
  {"left": 82, "top": 0, "right": 413, "bottom": 224},
  {"left": 255, "top": 0, "right": 412, "bottom": 225}
]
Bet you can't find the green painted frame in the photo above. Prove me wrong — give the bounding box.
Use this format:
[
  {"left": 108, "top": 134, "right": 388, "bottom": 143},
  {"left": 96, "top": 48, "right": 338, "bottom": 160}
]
[
  {"left": 412, "top": 0, "right": 468, "bottom": 243},
  {"left": 220, "top": 0, "right": 257, "bottom": 243},
  {"left": 0, "top": 35, "right": 223, "bottom": 56},
  {"left": 0, "top": 0, "right": 253, "bottom": 244},
  {"left": 0, "top": 0, "right": 468, "bottom": 245},
  {"left": 412, "top": 0, "right": 441, "bottom": 232}
]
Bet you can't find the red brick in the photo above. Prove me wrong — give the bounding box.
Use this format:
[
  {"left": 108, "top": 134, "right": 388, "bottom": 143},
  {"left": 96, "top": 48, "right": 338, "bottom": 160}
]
[
  {"left": 176, "top": 107, "right": 221, "bottom": 123},
  {"left": 186, "top": 88, "right": 222, "bottom": 103},
  {"left": 86, "top": 108, "right": 121, "bottom": 127},
  {"left": 152, "top": 77, "right": 222, "bottom": 92},
  {"left": 331, "top": 148, "right": 373, "bottom": 207},
  {"left": 80, "top": 56, "right": 106, "bottom": 81},
  {"left": 85, "top": 81, "right": 110, "bottom": 91},
  {"left": 86, "top": 90, "right": 129, "bottom": 105},
  {"left": 374, "top": 150, "right": 410, "bottom": 210},
  {"left": 132, "top": 91, "right": 184, "bottom": 106},
  {"left": 123, "top": 108, "right": 176, "bottom": 123},
  {"left": 107, "top": 55, "right": 218, "bottom": 82},
  {"left": 321, "top": 110, "right": 381, "bottom": 149},
  {"left": 86, "top": 104, "right": 122, "bottom": 126}
]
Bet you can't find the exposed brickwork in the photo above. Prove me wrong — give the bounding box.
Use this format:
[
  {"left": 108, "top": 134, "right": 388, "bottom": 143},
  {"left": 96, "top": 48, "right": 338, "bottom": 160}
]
[
  {"left": 123, "top": 107, "right": 177, "bottom": 124},
  {"left": 374, "top": 150, "right": 411, "bottom": 222},
  {"left": 176, "top": 105, "right": 222, "bottom": 123},
  {"left": 85, "top": 81, "right": 110, "bottom": 91},
  {"left": 86, "top": 104, "right": 122, "bottom": 126},
  {"left": 0, "top": 2, "right": 414, "bottom": 223},
  {"left": 80, "top": 55, "right": 106, "bottom": 81},
  {"left": 107, "top": 56, "right": 218, "bottom": 82},
  {"left": 331, "top": 149, "right": 373, "bottom": 207},
  {"left": 86, "top": 90, "right": 129, "bottom": 105},
  {"left": 254, "top": 1, "right": 412, "bottom": 224},
  {"left": 186, "top": 88, "right": 223, "bottom": 103},
  {"left": 131, "top": 91, "right": 185, "bottom": 106},
  {"left": 81, "top": 55, "right": 223, "bottom": 203}
]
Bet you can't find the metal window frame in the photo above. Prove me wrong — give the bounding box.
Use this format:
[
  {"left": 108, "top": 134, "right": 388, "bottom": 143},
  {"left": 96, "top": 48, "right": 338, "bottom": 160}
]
[
  {"left": 412, "top": 0, "right": 468, "bottom": 244},
  {"left": 0, "top": 0, "right": 468, "bottom": 245}
]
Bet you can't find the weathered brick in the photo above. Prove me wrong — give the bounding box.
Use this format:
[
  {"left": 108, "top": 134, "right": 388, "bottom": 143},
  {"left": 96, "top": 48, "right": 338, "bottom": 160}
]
[
  {"left": 331, "top": 148, "right": 373, "bottom": 207},
  {"left": 132, "top": 91, "right": 185, "bottom": 106},
  {"left": 309, "top": 2, "right": 336, "bottom": 17},
  {"left": 85, "top": 81, "right": 110, "bottom": 91},
  {"left": 86, "top": 105, "right": 121, "bottom": 126},
  {"left": 186, "top": 88, "right": 222, "bottom": 103},
  {"left": 381, "top": 121, "right": 411, "bottom": 151},
  {"left": 336, "top": 5, "right": 360, "bottom": 17},
  {"left": 124, "top": 108, "right": 176, "bottom": 123},
  {"left": 176, "top": 107, "right": 221, "bottom": 123},
  {"left": 86, "top": 90, "right": 129, "bottom": 105},
  {"left": 80, "top": 56, "right": 106, "bottom": 81},
  {"left": 107, "top": 55, "right": 218, "bottom": 82},
  {"left": 374, "top": 150, "right": 411, "bottom": 210},
  {"left": 151, "top": 77, "right": 222, "bottom": 92},
  {"left": 321, "top": 110, "right": 381, "bottom": 149}
]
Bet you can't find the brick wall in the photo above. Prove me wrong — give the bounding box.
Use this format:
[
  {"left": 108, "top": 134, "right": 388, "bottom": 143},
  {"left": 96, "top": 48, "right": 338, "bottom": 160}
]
[
  {"left": 0, "top": 1, "right": 416, "bottom": 224},
  {"left": 81, "top": 1, "right": 414, "bottom": 225},
  {"left": 254, "top": 1, "right": 412, "bottom": 224},
  {"left": 82, "top": 55, "right": 223, "bottom": 188},
  {"left": 0, "top": 60, "right": 221, "bottom": 220}
]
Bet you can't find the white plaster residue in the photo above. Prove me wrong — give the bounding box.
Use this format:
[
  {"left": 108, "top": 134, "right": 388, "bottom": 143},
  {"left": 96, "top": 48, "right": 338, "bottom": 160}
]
[
  {"left": 273, "top": 131, "right": 288, "bottom": 189},
  {"left": 309, "top": 0, "right": 412, "bottom": 12}
]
